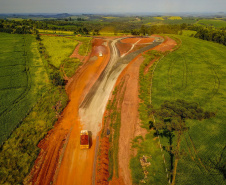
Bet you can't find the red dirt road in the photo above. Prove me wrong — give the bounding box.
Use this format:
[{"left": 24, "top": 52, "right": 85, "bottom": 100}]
[{"left": 26, "top": 38, "right": 110, "bottom": 185}]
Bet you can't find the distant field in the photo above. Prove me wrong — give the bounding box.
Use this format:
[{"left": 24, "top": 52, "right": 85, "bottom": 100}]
[
  {"left": 6, "top": 18, "right": 24, "bottom": 21},
  {"left": 163, "top": 18, "right": 197, "bottom": 24},
  {"left": 0, "top": 33, "right": 49, "bottom": 144},
  {"left": 38, "top": 29, "right": 74, "bottom": 35},
  {"left": 168, "top": 16, "right": 182, "bottom": 20},
  {"left": 196, "top": 19, "right": 226, "bottom": 28},
  {"left": 103, "top": 16, "right": 118, "bottom": 19},
  {"left": 146, "top": 17, "right": 197, "bottom": 25},
  {"left": 154, "top": 17, "right": 165, "bottom": 20},
  {"left": 41, "top": 35, "right": 78, "bottom": 68},
  {"left": 151, "top": 35, "right": 226, "bottom": 184}
]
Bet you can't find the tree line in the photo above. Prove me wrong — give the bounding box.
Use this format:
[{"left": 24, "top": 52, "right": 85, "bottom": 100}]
[
  {"left": 1, "top": 19, "right": 226, "bottom": 46},
  {"left": 194, "top": 27, "right": 226, "bottom": 45}
]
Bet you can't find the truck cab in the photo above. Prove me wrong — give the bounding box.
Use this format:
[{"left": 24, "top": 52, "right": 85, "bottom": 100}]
[{"left": 80, "top": 130, "right": 89, "bottom": 149}]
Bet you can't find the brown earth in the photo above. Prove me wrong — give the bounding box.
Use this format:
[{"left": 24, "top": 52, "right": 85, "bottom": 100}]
[{"left": 25, "top": 38, "right": 110, "bottom": 185}]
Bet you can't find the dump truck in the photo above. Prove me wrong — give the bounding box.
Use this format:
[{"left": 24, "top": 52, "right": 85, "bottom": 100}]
[{"left": 80, "top": 130, "right": 89, "bottom": 149}]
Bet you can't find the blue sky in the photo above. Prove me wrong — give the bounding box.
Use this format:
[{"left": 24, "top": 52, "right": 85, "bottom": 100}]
[{"left": 0, "top": 0, "right": 225, "bottom": 13}]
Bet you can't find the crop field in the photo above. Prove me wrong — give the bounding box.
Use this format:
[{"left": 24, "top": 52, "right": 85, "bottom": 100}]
[
  {"left": 154, "top": 17, "right": 165, "bottom": 20},
  {"left": 38, "top": 29, "right": 74, "bottom": 35},
  {"left": 146, "top": 17, "right": 197, "bottom": 25},
  {"left": 0, "top": 33, "right": 49, "bottom": 145},
  {"left": 41, "top": 35, "right": 78, "bottom": 68},
  {"left": 168, "top": 16, "right": 182, "bottom": 20},
  {"left": 151, "top": 35, "right": 226, "bottom": 184},
  {"left": 196, "top": 19, "right": 226, "bottom": 28}
]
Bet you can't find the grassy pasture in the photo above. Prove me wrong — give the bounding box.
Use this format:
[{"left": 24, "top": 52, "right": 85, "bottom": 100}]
[
  {"left": 151, "top": 35, "right": 226, "bottom": 184},
  {"left": 196, "top": 19, "right": 226, "bottom": 28},
  {"left": 0, "top": 33, "right": 49, "bottom": 145},
  {"left": 41, "top": 35, "right": 78, "bottom": 68}
]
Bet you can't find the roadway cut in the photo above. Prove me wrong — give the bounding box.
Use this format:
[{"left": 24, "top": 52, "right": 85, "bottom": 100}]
[
  {"left": 27, "top": 36, "right": 163, "bottom": 185},
  {"left": 79, "top": 37, "right": 162, "bottom": 138}
]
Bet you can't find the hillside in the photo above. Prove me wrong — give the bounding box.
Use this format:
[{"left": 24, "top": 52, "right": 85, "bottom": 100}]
[{"left": 151, "top": 35, "right": 226, "bottom": 184}]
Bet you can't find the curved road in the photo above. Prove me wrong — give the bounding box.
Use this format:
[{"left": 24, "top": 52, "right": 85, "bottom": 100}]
[{"left": 55, "top": 37, "right": 162, "bottom": 185}]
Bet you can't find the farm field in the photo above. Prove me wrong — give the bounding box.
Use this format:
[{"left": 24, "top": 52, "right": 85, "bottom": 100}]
[
  {"left": 196, "top": 19, "right": 226, "bottom": 28},
  {"left": 41, "top": 35, "right": 78, "bottom": 68},
  {"left": 151, "top": 35, "right": 226, "bottom": 184},
  {"left": 0, "top": 33, "right": 49, "bottom": 145},
  {"left": 38, "top": 29, "right": 74, "bottom": 35}
]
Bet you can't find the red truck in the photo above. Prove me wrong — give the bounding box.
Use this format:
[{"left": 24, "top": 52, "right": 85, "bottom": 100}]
[{"left": 80, "top": 130, "right": 89, "bottom": 149}]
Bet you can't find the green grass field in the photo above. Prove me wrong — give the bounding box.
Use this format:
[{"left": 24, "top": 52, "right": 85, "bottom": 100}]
[
  {"left": 41, "top": 35, "right": 78, "bottom": 68},
  {"left": 151, "top": 35, "right": 226, "bottom": 184},
  {"left": 196, "top": 19, "right": 226, "bottom": 28},
  {"left": 69, "top": 36, "right": 92, "bottom": 56},
  {"left": 0, "top": 33, "right": 49, "bottom": 145}
]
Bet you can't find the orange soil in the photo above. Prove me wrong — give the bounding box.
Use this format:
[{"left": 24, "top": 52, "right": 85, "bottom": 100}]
[
  {"left": 107, "top": 35, "right": 178, "bottom": 185},
  {"left": 26, "top": 38, "right": 110, "bottom": 185},
  {"left": 137, "top": 37, "right": 155, "bottom": 44},
  {"left": 96, "top": 137, "right": 110, "bottom": 185},
  {"left": 121, "top": 37, "right": 141, "bottom": 44},
  {"left": 121, "top": 37, "right": 154, "bottom": 44},
  {"left": 116, "top": 42, "right": 132, "bottom": 56},
  {"left": 116, "top": 37, "right": 155, "bottom": 57},
  {"left": 106, "top": 55, "right": 146, "bottom": 185}
]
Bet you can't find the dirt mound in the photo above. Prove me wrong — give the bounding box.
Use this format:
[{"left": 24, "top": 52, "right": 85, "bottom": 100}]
[{"left": 96, "top": 137, "right": 110, "bottom": 185}]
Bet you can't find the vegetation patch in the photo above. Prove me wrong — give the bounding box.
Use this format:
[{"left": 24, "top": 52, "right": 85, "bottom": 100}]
[
  {"left": 70, "top": 36, "right": 92, "bottom": 56},
  {"left": 0, "top": 33, "right": 81, "bottom": 184},
  {"left": 102, "top": 80, "right": 126, "bottom": 180},
  {"left": 154, "top": 17, "right": 165, "bottom": 21},
  {"left": 62, "top": 58, "right": 81, "bottom": 78},
  {"left": 196, "top": 19, "right": 226, "bottom": 28},
  {"left": 0, "top": 86, "right": 67, "bottom": 184},
  {"left": 151, "top": 35, "right": 226, "bottom": 184},
  {"left": 41, "top": 35, "right": 78, "bottom": 68},
  {"left": 168, "top": 16, "right": 182, "bottom": 20},
  {"left": 0, "top": 33, "right": 49, "bottom": 145}
]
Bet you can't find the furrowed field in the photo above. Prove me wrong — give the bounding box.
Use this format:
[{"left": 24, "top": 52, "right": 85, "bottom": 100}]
[
  {"left": 151, "top": 35, "right": 226, "bottom": 184},
  {"left": 0, "top": 33, "right": 49, "bottom": 145},
  {"left": 0, "top": 33, "right": 85, "bottom": 184}
]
